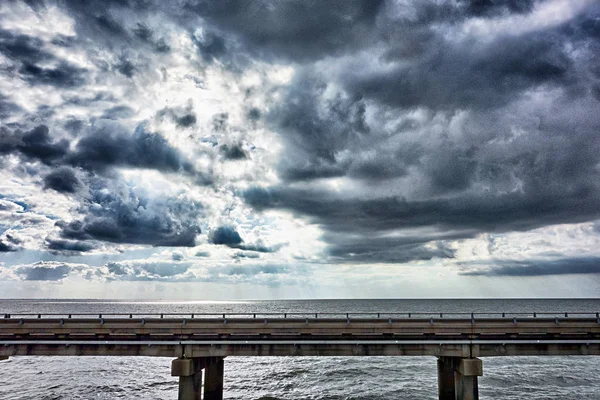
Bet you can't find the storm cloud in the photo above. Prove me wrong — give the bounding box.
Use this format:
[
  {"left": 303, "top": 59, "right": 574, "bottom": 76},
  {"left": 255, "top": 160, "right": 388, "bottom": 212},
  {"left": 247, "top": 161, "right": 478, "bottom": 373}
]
[
  {"left": 460, "top": 257, "right": 600, "bottom": 276},
  {"left": 1, "top": 123, "right": 197, "bottom": 176},
  {"left": 43, "top": 167, "right": 82, "bottom": 193},
  {"left": 45, "top": 238, "right": 96, "bottom": 254},
  {"left": 183, "top": 0, "right": 385, "bottom": 61},
  {"left": 1, "top": 0, "right": 600, "bottom": 285},
  {"left": 219, "top": 143, "right": 247, "bottom": 160},
  {"left": 57, "top": 183, "right": 203, "bottom": 247},
  {"left": 209, "top": 226, "right": 243, "bottom": 246},
  {"left": 0, "top": 125, "right": 69, "bottom": 165},
  {"left": 68, "top": 125, "right": 195, "bottom": 173},
  {"left": 209, "top": 226, "right": 278, "bottom": 253}
]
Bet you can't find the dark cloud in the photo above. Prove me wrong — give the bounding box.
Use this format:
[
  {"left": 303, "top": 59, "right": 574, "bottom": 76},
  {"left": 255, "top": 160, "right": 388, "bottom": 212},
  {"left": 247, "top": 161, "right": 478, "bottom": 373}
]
[
  {"left": 461, "top": 0, "right": 536, "bottom": 17},
  {"left": 174, "top": 113, "right": 196, "bottom": 128},
  {"left": 157, "top": 105, "right": 197, "bottom": 128},
  {"left": 325, "top": 235, "right": 457, "bottom": 264},
  {"left": 185, "top": 0, "right": 385, "bottom": 61},
  {"left": 0, "top": 29, "right": 52, "bottom": 64},
  {"left": 0, "top": 125, "right": 69, "bottom": 165},
  {"left": 2, "top": 123, "right": 199, "bottom": 177},
  {"left": 219, "top": 143, "right": 247, "bottom": 160},
  {"left": 132, "top": 22, "right": 153, "bottom": 41},
  {"left": 57, "top": 181, "right": 203, "bottom": 247},
  {"left": 208, "top": 226, "right": 278, "bottom": 253},
  {"left": 209, "top": 226, "right": 242, "bottom": 246},
  {"left": 234, "top": 251, "right": 260, "bottom": 259},
  {"left": 51, "top": 34, "right": 77, "bottom": 48},
  {"left": 234, "top": 2, "right": 600, "bottom": 264},
  {"left": 115, "top": 57, "right": 136, "bottom": 77},
  {"left": 212, "top": 112, "right": 228, "bottom": 132},
  {"left": 0, "top": 93, "right": 22, "bottom": 119},
  {"left": 243, "top": 187, "right": 275, "bottom": 210},
  {"left": 245, "top": 186, "right": 600, "bottom": 236},
  {"left": 3, "top": 234, "right": 21, "bottom": 245},
  {"left": 58, "top": 1, "right": 138, "bottom": 40},
  {"left": 19, "top": 62, "right": 87, "bottom": 88},
  {"left": 0, "top": 120, "right": 208, "bottom": 250},
  {"left": 68, "top": 124, "right": 194, "bottom": 173},
  {"left": 95, "top": 14, "right": 128, "bottom": 38},
  {"left": 16, "top": 263, "right": 71, "bottom": 281},
  {"left": 460, "top": 257, "right": 600, "bottom": 276},
  {"left": 238, "top": 242, "right": 278, "bottom": 253},
  {"left": 43, "top": 167, "right": 82, "bottom": 193},
  {"left": 191, "top": 28, "right": 228, "bottom": 63},
  {"left": 0, "top": 240, "right": 18, "bottom": 252},
  {"left": 19, "top": 125, "right": 68, "bottom": 162},
  {"left": 63, "top": 91, "right": 117, "bottom": 107},
  {"left": 268, "top": 76, "right": 370, "bottom": 181},
  {"left": 244, "top": 178, "right": 600, "bottom": 263},
  {"left": 247, "top": 107, "right": 261, "bottom": 121},
  {"left": 45, "top": 238, "right": 96, "bottom": 253},
  {"left": 2, "top": 0, "right": 599, "bottom": 271},
  {"left": 345, "top": 31, "right": 572, "bottom": 111},
  {"left": 63, "top": 119, "right": 84, "bottom": 135},
  {"left": 24, "top": 0, "right": 46, "bottom": 11},
  {"left": 132, "top": 22, "right": 171, "bottom": 53}
]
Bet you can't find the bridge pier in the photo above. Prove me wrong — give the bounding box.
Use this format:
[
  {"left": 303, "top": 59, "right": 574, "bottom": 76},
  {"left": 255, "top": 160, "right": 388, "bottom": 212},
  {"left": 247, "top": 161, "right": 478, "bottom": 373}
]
[
  {"left": 437, "top": 357, "right": 482, "bottom": 400},
  {"left": 204, "top": 357, "right": 225, "bottom": 400},
  {"left": 171, "top": 357, "right": 225, "bottom": 400},
  {"left": 438, "top": 357, "right": 457, "bottom": 400}
]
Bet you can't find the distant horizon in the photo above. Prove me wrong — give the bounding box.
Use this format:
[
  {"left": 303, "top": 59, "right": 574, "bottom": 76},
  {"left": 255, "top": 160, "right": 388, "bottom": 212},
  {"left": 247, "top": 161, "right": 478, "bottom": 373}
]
[{"left": 2, "top": 296, "right": 600, "bottom": 301}]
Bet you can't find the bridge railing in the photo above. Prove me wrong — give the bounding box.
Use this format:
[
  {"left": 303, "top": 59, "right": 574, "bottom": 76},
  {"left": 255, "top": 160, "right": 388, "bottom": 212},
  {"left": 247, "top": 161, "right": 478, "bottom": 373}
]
[{"left": 2, "top": 311, "right": 599, "bottom": 320}]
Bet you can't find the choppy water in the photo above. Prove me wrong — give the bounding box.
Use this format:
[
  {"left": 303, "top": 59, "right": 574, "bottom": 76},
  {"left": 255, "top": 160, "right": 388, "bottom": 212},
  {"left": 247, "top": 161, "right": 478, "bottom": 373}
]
[{"left": 1, "top": 299, "right": 599, "bottom": 399}]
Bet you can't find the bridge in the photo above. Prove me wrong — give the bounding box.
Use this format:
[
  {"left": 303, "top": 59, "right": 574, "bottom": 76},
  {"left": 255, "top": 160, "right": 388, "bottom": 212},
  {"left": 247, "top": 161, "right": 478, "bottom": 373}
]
[{"left": 1, "top": 311, "right": 599, "bottom": 400}]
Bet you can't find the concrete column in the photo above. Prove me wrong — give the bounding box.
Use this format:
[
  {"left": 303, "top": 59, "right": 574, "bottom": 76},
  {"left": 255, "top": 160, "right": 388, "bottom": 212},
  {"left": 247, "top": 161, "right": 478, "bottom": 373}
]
[
  {"left": 454, "top": 358, "right": 483, "bottom": 400},
  {"left": 172, "top": 358, "right": 204, "bottom": 400},
  {"left": 179, "top": 373, "right": 202, "bottom": 400},
  {"left": 437, "top": 357, "right": 482, "bottom": 400},
  {"left": 437, "top": 357, "right": 456, "bottom": 400},
  {"left": 204, "top": 357, "right": 224, "bottom": 400}
]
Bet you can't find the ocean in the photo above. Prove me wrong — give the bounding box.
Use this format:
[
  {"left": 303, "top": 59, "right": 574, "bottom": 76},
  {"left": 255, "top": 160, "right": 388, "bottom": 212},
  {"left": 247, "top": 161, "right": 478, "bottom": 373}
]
[{"left": 0, "top": 298, "right": 599, "bottom": 399}]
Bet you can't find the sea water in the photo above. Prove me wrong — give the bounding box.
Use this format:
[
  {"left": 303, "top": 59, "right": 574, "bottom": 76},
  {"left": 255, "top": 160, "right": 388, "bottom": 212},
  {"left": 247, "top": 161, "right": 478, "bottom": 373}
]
[{"left": 0, "top": 298, "right": 599, "bottom": 399}]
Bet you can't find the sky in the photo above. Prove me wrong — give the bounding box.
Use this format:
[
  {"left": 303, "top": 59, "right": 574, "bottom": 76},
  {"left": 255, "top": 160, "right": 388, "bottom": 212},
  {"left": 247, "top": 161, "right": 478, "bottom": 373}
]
[{"left": 1, "top": 0, "right": 600, "bottom": 299}]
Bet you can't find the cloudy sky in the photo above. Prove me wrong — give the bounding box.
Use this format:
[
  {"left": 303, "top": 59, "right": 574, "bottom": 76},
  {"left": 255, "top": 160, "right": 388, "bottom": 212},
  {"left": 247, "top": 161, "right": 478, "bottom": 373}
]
[{"left": 1, "top": 0, "right": 599, "bottom": 299}]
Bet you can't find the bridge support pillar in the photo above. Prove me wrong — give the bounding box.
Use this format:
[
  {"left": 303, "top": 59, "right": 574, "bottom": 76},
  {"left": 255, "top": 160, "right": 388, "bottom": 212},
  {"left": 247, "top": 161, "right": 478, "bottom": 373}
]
[
  {"left": 204, "top": 357, "right": 224, "bottom": 400},
  {"left": 172, "top": 357, "right": 225, "bottom": 400},
  {"left": 438, "top": 357, "right": 457, "bottom": 400},
  {"left": 455, "top": 358, "right": 482, "bottom": 400},
  {"left": 437, "top": 357, "right": 482, "bottom": 400},
  {"left": 172, "top": 358, "right": 203, "bottom": 400}
]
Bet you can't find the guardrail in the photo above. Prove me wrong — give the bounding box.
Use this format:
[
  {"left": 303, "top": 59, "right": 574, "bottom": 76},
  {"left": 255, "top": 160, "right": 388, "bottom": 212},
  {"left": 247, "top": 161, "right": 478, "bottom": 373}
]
[{"left": 2, "top": 311, "right": 600, "bottom": 319}]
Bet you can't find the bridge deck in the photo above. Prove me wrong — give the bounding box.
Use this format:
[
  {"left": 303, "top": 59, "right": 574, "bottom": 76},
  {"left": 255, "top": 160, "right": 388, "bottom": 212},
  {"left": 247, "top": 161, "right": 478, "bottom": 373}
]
[{"left": 1, "top": 313, "right": 599, "bottom": 358}]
